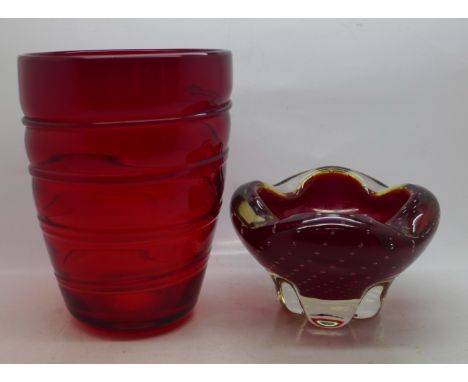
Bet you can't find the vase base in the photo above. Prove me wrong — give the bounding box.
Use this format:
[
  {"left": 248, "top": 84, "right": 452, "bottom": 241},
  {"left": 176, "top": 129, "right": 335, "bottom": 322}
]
[
  {"left": 70, "top": 308, "right": 193, "bottom": 336},
  {"left": 57, "top": 268, "right": 205, "bottom": 334}
]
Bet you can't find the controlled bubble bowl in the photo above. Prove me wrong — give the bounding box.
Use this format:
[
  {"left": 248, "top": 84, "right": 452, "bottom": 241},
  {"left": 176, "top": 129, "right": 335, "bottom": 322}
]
[{"left": 231, "top": 166, "right": 439, "bottom": 329}]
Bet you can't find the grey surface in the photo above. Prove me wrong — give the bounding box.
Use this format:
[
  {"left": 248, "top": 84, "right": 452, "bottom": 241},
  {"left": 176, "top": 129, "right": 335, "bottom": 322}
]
[{"left": 1, "top": 255, "right": 467, "bottom": 363}]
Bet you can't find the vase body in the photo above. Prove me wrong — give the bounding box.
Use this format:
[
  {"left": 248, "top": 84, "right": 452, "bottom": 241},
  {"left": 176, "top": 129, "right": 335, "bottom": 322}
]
[{"left": 19, "top": 49, "right": 232, "bottom": 331}]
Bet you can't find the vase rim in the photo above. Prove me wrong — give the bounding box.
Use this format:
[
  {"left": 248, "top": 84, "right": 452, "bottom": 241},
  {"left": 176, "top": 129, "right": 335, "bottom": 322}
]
[
  {"left": 18, "top": 48, "right": 232, "bottom": 122},
  {"left": 19, "top": 49, "right": 231, "bottom": 60}
]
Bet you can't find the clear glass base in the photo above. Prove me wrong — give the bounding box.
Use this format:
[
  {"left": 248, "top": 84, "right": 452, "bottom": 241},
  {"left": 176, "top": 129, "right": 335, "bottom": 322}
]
[{"left": 271, "top": 274, "right": 393, "bottom": 328}]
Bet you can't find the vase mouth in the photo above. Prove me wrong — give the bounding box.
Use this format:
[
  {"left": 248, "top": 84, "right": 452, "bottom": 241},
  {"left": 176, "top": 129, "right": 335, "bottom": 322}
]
[
  {"left": 19, "top": 49, "right": 231, "bottom": 60},
  {"left": 18, "top": 48, "right": 232, "bottom": 123}
]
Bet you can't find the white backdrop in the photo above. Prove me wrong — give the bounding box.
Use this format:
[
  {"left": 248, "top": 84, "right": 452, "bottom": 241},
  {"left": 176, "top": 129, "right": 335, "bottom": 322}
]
[{"left": 1, "top": 19, "right": 467, "bottom": 269}]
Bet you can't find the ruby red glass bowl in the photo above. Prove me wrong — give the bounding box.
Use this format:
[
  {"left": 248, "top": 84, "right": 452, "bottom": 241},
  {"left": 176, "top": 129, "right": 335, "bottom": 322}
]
[{"left": 231, "top": 166, "right": 439, "bottom": 328}]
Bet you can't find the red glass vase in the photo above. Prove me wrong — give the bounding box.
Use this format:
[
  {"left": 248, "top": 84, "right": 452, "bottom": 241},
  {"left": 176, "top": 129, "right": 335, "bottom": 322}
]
[{"left": 18, "top": 49, "right": 232, "bottom": 331}]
